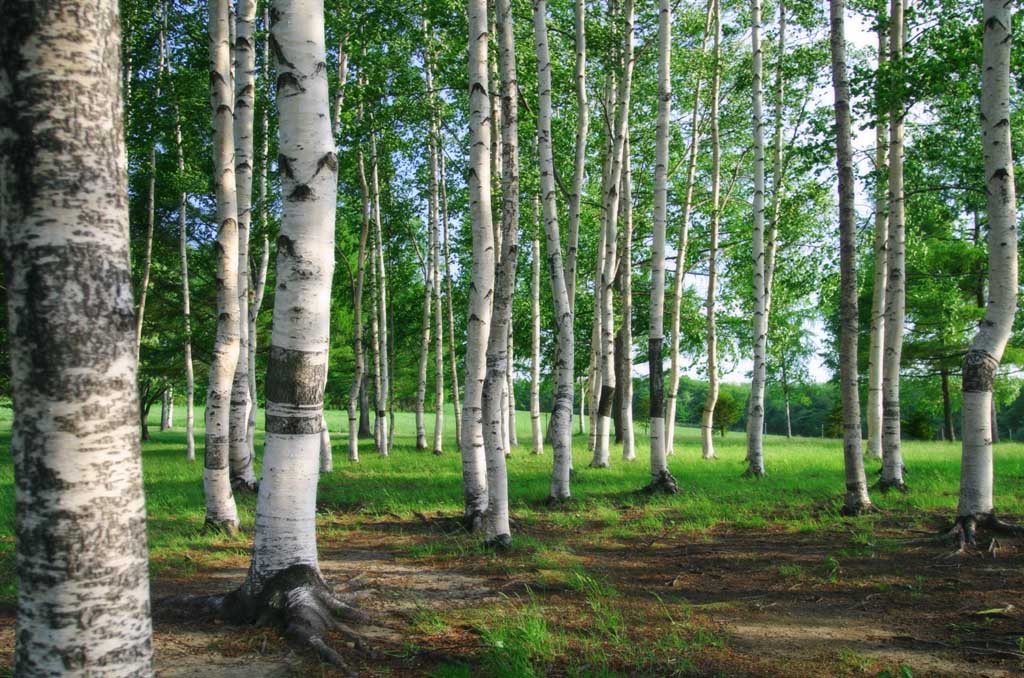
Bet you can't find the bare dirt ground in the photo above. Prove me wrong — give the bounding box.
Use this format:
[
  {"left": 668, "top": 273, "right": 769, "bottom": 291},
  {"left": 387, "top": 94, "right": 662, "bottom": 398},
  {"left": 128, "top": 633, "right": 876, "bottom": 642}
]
[{"left": 2, "top": 514, "right": 1023, "bottom": 677}]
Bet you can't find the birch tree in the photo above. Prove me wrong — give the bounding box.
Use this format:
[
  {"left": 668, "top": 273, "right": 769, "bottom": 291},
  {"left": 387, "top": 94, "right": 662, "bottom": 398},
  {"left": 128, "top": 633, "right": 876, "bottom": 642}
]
[
  {"left": 646, "top": 0, "right": 680, "bottom": 493},
  {"left": 229, "top": 0, "right": 259, "bottom": 491},
  {"left": 619, "top": 134, "right": 635, "bottom": 462},
  {"left": 534, "top": 0, "right": 575, "bottom": 501},
  {"left": 953, "top": 0, "right": 1019, "bottom": 549},
  {"left": 461, "top": 0, "right": 496, "bottom": 530},
  {"left": 347, "top": 145, "right": 371, "bottom": 462},
  {"left": 830, "top": 0, "right": 873, "bottom": 515},
  {"left": 370, "top": 130, "right": 391, "bottom": 455},
  {"left": 1, "top": 0, "right": 154, "bottom": 668},
  {"left": 531, "top": 231, "right": 543, "bottom": 454},
  {"left": 881, "top": 0, "right": 907, "bottom": 492},
  {"left": 441, "top": 149, "right": 463, "bottom": 442},
  {"left": 866, "top": 6, "right": 889, "bottom": 460},
  {"left": 745, "top": 0, "right": 769, "bottom": 477},
  {"left": 204, "top": 0, "right": 243, "bottom": 533},
  {"left": 176, "top": 107, "right": 197, "bottom": 462},
  {"left": 701, "top": 0, "right": 723, "bottom": 461},
  {"left": 565, "top": 0, "right": 589, "bottom": 312}
]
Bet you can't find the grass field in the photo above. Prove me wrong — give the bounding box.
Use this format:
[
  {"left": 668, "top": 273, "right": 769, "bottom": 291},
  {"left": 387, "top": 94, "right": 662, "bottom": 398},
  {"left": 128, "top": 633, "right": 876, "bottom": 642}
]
[{"left": 1, "top": 404, "right": 1023, "bottom": 676}]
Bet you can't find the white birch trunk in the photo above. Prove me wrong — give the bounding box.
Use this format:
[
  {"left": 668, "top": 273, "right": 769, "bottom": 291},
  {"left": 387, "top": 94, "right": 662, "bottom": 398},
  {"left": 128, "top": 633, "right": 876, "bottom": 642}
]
[
  {"left": 647, "top": 0, "right": 678, "bottom": 492},
  {"left": 347, "top": 147, "right": 371, "bottom": 462},
  {"left": 415, "top": 220, "right": 433, "bottom": 450},
  {"left": 161, "top": 388, "right": 174, "bottom": 431},
  {"left": 244, "top": 0, "right": 336, "bottom": 592},
  {"left": 2, "top": 0, "right": 154, "bottom": 667},
  {"left": 461, "top": 0, "right": 496, "bottom": 529},
  {"left": 230, "top": 0, "right": 259, "bottom": 491},
  {"left": 440, "top": 150, "right": 463, "bottom": 443},
  {"left": 534, "top": 0, "right": 575, "bottom": 501},
  {"left": 830, "top": 0, "right": 873, "bottom": 514},
  {"left": 205, "top": 0, "right": 242, "bottom": 531},
  {"left": 666, "top": 0, "right": 714, "bottom": 457},
  {"left": 565, "top": 0, "right": 588, "bottom": 312},
  {"left": 701, "top": 0, "right": 722, "bottom": 461},
  {"left": 745, "top": 0, "right": 768, "bottom": 477},
  {"left": 956, "top": 0, "right": 1017, "bottom": 525},
  {"left": 507, "top": 331, "right": 517, "bottom": 448},
  {"left": 531, "top": 234, "right": 543, "bottom": 454},
  {"left": 176, "top": 110, "right": 197, "bottom": 462},
  {"left": 619, "top": 135, "right": 635, "bottom": 462},
  {"left": 370, "top": 131, "right": 391, "bottom": 456},
  {"left": 866, "top": 13, "right": 889, "bottom": 461},
  {"left": 881, "top": 0, "right": 907, "bottom": 491}
]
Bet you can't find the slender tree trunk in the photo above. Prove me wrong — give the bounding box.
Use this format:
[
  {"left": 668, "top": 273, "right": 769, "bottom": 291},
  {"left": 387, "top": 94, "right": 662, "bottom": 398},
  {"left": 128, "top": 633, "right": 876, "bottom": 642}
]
[
  {"left": 565, "top": 0, "right": 588, "bottom": 312},
  {"left": 782, "top": 362, "right": 792, "bottom": 438},
  {"left": 941, "top": 369, "right": 955, "bottom": 442},
  {"left": 507, "top": 332, "right": 517, "bottom": 448},
  {"left": 866, "top": 7, "right": 889, "bottom": 460},
  {"left": 745, "top": 0, "right": 769, "bottom": 477},
  {"left": 701, "top": 0, "right": 722, "bottom": 461},
  {"left": 2, "top": 0, "right": 154, "bottom": 667},
  {"left": 619, "top": 134, "right": 635, "bottom": 462},
  {"left": 830, "top": 0, "right": 873, "bottom": 515},
  {"left": 955, "top": 0, "right": 1017, "bottom": 541},
  {"left": 666, "top": 0, "right": 714, "bottom": 457},
  {"left": 370, "top": 131, "right": 391, "bottom": 455},
  {"left": 880, "top": 0, "right": 907, "bottom": 492},
  {"left": 531, "top": 233, "right": 543, "bottom": 454},
  {"left": 347, "top": 148, "right": 369, "bottom": 461},
  {"left": 646, "top": 0, "right": 679, "bottom": 492},
  {"left": 534, "top": 0, "right": 575, "bottom": 501},
  {"left": 440, "top": 150, "right": 463, "bottom": 443},
  {"left": 236, "top": 0, "right": 337, "bottom": 611},
  {"left": 462, "top": 0, "right": 496, "bottom": 530},
  {"left": 204, "top": 0, "right": 243, "bottom": 532},
  {"left": 332, "top": 38, "right": 348, "bottom": 139},
  {"left": 229, "top": 0, "right": 259, "bottom": 491},
  {"left": 176, "top": 108, "right": 197, "bottom": 462},
  {"left": 594, "top": 0, "right": 635, "bottom": 469},
  {"left": 136, "top": 6, "right": 167, "bottom": 360},
  {"left": 369, "top": 256, "right": 383, "bottom": 452},
  {"left": 415, "top": 221, "right": 433, "bottom": 451}
]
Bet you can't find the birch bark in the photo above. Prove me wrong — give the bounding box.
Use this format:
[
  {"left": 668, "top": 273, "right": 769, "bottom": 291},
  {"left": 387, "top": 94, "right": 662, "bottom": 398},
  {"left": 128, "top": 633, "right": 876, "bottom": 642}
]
[
  {"left": 176, "top": 107, "right": 197, "bottom": 462},
  {"left": 531, "top": 232, "right": 543, "bottom": 454}
]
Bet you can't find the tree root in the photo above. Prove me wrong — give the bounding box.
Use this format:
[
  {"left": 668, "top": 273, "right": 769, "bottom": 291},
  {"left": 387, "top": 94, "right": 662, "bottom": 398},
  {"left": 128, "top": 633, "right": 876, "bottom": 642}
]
[
  {"left": 203, "top": 518, "right": 240, "bottom": 537},
  {"left": 876, "top": 477, "right": 909, "bottom": 494},
  {"left": 484, "top": 533, "right": 513, "bottom": 550},
  {"left": 839, "top": 499, "right": 876, "bottom": 517},
  {"left": 643, "top": 470, "right": 680, "bottom": 495},
  {"left": 161, "top": 565, "right": 384, "bottom": 676},
  {"left": 741, "top": 466, "right": 766, "bottom": 479},
  {"left": 900, "top": 513, "right": 1024, "bottom": 556}
]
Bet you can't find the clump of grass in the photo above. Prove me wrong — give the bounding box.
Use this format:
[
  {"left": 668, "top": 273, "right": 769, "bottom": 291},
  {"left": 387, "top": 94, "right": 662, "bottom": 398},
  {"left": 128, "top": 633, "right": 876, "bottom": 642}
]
[{"left": 478, "top": 600, "right": 559, "bottom": 678}]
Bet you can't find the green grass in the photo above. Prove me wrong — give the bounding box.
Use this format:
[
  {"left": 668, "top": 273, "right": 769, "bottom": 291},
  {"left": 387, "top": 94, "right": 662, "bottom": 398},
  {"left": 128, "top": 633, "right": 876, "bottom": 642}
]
[{"left": 2, "top": 403, "right": 1024, "bottom": 674}]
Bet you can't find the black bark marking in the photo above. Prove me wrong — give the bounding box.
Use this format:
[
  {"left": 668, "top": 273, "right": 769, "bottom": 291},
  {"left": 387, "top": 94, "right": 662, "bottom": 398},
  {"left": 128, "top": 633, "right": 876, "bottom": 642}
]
[
  {"left": 648, "top": 338, "right": 664, "bottom": 416},
  {"left": 963, "top": 350, "right": 997, "bottom": 393},
  {"left": 279, "top": 154, "right": 295, "bottom": 179},
  {"left": 288, "top": 184, "right": 314, "bottom": 201},
  {"left": 277, "top": 235, "right": 297, "bottom": 258},
  {"left": 315, "top": 152, "right": 337, "bottom": 177},
  {"left": 597, "top": 385, "right": 615, "bottom": 418},
  {"left": 276, "top": 72, "right": 304, "bottom": 95},
  {"left": 268, "top": 34, "right": 296, "bottom": 69},
  {"left": 264, "top": 346, "right": 326, "bottom": 435}
]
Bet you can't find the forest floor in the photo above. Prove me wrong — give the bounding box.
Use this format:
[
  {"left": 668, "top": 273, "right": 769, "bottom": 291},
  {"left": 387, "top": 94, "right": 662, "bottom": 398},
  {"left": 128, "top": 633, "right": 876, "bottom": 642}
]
[{"left": 1, "top": 406, "right": 1024, "bottom": 677}]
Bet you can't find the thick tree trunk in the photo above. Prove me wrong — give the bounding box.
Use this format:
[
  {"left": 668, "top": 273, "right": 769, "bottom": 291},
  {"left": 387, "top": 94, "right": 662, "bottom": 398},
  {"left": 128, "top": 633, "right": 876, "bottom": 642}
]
[
  {"left": 667, "top": 0, "right": 714, "bottom": 457},
  {"left": 229, "top": 0, "right": 259, "bottom": 492},
  {"left": 956, "top": 0, "right": 1017, "bottom": 537},
  {"left": 593, "top": 0, "right": 635, "bottom": 469},
  {"left": 531, "top": 234, "right": 543, "bottom": 454},
  {"left": 701, "top": 0, "right": 722, "bottom": 461},
  {"left": 205, "top": 0, "right": 243, "bottom": 532},
  {"left": 866, "top": 8, "right": 889, "bottom": 460},
  {"left": 830, "top": 0, "right": 873, "bottom": 515},
  {"left": 745, "top": 0, "right": 769, "bottom": 477},
  {"left": 646, "top": 0, "right": 679, "bottom": 493},
  {"left": 1, "top": 0, "right": 154, "bottom": 668},
  {"left": 136, "top": 9, "right": 167, "bottom": 360},
  {"left": 440, "top": 150, "right": 462, "bottom": 442},
  {"left": 370, "top": 132, "right": 391, "bottom": 455},
  {"left": 534, "top": 0, "right": 575, "bottom": 501},
  {"left": 176, "top": 111, "right": 197, "bottom": 462},
  {"left": 881, "top": 0, "right": 907, "bottom": 492},
  {"left": 461, "top": 0, "right": 496, "bottom": 530},
  {"left": 619, "top": 135, "right": 635, "bottom": 462},
  {"left": 236, "top": 0, "right": 338, "bottom": 618}
]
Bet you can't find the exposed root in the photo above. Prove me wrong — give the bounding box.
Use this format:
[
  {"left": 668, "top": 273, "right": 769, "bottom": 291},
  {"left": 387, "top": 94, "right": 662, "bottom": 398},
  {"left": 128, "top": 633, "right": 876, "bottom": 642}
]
[
  {"left": 643, "top": 470, "right": 680, "bottom": 495},
  {"left": 839, "top": 499, "right": 875, "bottom": 517},
  {"left": 484, "top": 533, "right": 513, "bottom": 550},
  {"left": 877, "top": 477, "right": 909, "bottom": 494},
  {"left": 902, "top": 513, "right": 1024, "bottom": 556}
]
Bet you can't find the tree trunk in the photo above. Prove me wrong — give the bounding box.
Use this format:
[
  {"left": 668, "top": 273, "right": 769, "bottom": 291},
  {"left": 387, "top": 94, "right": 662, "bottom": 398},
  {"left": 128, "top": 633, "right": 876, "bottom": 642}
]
[
  {"left": 135, "top": 7, "right": 167, "bottom": 360},
  {"left": 229, "top": 0, "right": 259, "bottom": 492},
  {"left": 830, "top": 0, "right": 873, "bottom": 515},
  {"left": 462, "top": 0, "right": 496, "bottom": 530},
  {"left": 370, "top": 131, "right": 391, "bottom": 455},
  {"left": 701, "top": 0, "right": 722, "bottom": 461},
  {"left": 956, "top": 0, "right": 1016, "bottom": 538},
  {"left": 204, "top": 0, "right": 243, "bottom": 532},
  {"left": 235, "top": 0, "right": 338, "bottom": 616},
  {"left": 368, "top": 229, "right": 384, "bottom": 452},
  {"left": 667, "top": 0, "right": 714, "bottom": 457},
  {"left": 161, "top": 387, "right": 174, "bottom": 431},
  {"left": 349, "top": 145, "right": 371, "bottom": 460},
  {"left": 866, "top": 6, "right": 889, "bottom": 461},
  {"left": 440, "top": 149, "right": 462, "bottom": 443},
  {"left": 2, "top": 0, "right": 154, "bottom": 666},
  {"left": 593, "top": 0, "right": 635, "bottom": 469},
  {"left": 745, "top": 0, "right": 769, "bottom": 478},
  {"left": 424, "top": 32, "right": 445, "bottom": 456},
  {"left": 534, "top": 0, "right": 575, "bottom": 501},
  {"left": 880, "top": 0, "right": 907, "bottom": 492},
  {"left": 507, "top": 331, "right": 517, "bottom": 448},
  {"left": 565, "top": 0, "right": 588, "bottom": 312},
  {"left": 783, "top": 364, "right": 792, "bottom": 439},
  {"left": 415, "top": 214, "right": 433, "bottom": 451},
  {"left": 531, "top": 234, "right": 543, "bottom": 454},
  {"left": 359, "top": 374, "right": 372, "bottom": 437},
  {"left": 176, "top": 108, "right": 197, "bottom": 462},
  {"left": 619, "top": 134, "right": 635, "bottom": 462},
  {"left": 941, "top": 369, "right": 955, "bottom": 442}
]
